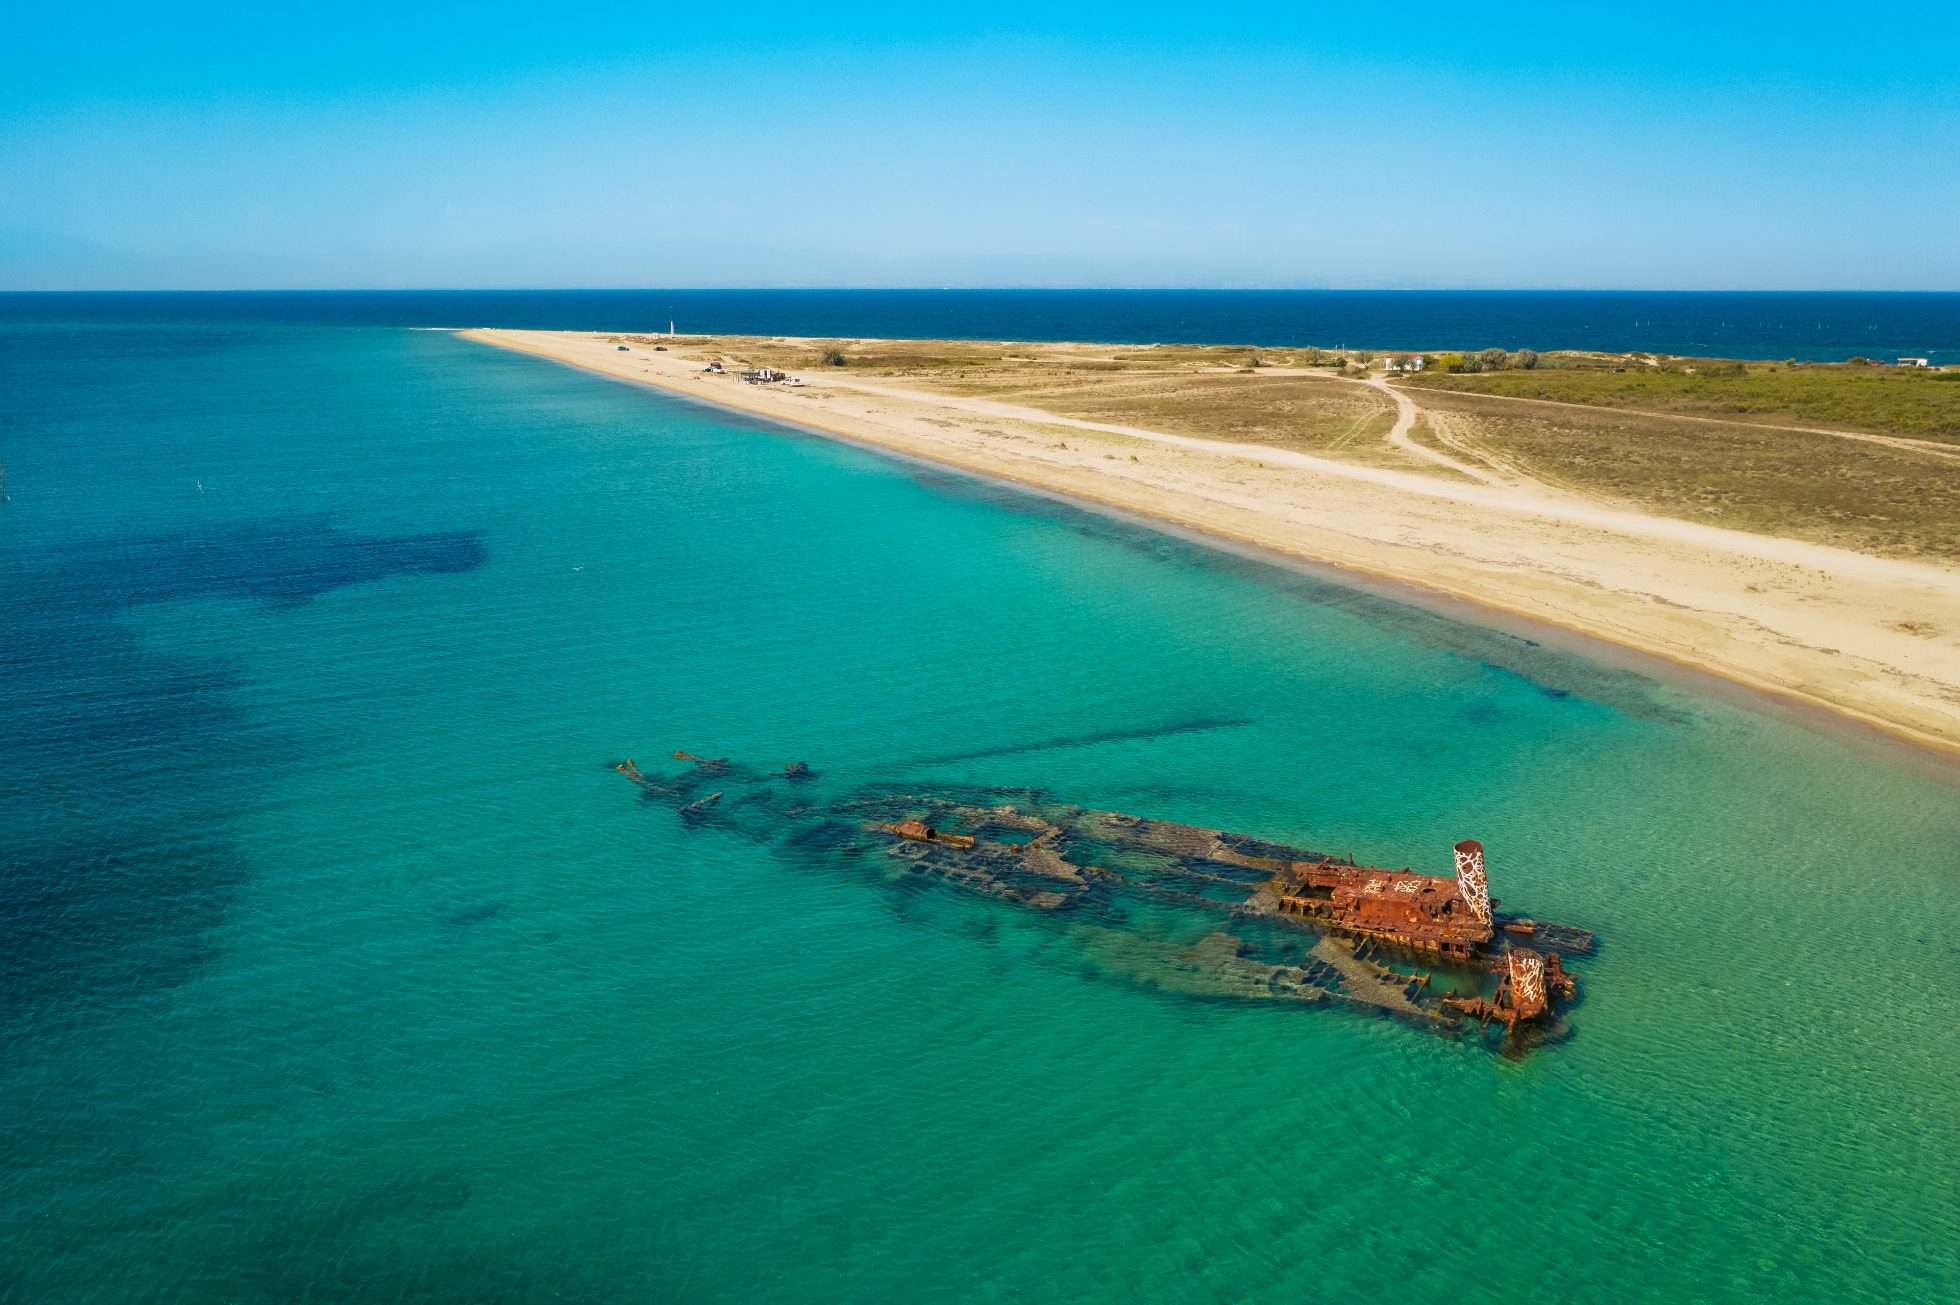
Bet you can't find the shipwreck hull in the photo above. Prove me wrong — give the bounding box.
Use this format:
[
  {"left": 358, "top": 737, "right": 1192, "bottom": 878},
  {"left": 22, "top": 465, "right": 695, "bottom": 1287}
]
[{"left": 613, "top": 755, "right": 1594, "bottom": 1051}]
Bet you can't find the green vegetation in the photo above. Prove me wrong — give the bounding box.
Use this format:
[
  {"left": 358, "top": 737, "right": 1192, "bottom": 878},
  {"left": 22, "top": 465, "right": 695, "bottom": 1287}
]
[
  {"left": 1407, "top": 363, "right": 1960, "bottom": 441},
  {"left": 1438, "top": 347, "right": 1539, "bottom": 374}
]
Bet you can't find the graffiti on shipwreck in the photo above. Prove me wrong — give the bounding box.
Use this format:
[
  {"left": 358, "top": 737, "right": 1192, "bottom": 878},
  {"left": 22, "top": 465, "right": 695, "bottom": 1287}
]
[{"left": 613, "top": 751, "right": 1594, "bottom": 1052}]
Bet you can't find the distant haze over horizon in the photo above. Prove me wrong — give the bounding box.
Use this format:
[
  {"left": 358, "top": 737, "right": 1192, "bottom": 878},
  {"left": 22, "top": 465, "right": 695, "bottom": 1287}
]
[
  {"left": 8, "top": 289, "right": 1954, "bottom": 365},
  {"left": 4, "top": 4, "right": 1957, "bottom": 292},
  {"left": 8, "top": 283, "right": 1960, "bottom": 294}
]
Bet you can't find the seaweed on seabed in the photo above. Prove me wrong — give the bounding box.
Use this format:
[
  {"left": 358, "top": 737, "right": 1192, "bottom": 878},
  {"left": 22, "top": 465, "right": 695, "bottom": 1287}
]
[
  {"left": 779, "top": 819, "right": 867, "bottom": 859},
  {"left": 449, "top": 901, "right": 508, "bottom": 928}
]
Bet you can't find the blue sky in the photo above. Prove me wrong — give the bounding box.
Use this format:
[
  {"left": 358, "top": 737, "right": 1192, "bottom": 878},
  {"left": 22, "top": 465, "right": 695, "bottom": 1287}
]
[{"left": 4, "top": 3, "right": 1956, "bottom": 290}]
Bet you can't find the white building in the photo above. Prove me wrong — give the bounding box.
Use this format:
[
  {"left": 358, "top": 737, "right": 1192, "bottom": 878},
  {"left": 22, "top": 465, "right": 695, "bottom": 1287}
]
[{"left": 1381, "top": 353, "right": 1426, "bottom": 372}]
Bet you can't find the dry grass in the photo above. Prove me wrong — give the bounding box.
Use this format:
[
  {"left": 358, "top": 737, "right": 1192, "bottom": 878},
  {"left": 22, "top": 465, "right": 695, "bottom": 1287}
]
[
  {"left": 630, "top": 336, "right": 1356, "bottom": 386},
  {"left": 649, "top": 335, "right": 1398, "bottom": 460},
  {"left": 987, "top": 373, "right": 1397, "bottom": 458},
  {"left": 634, "top": 335, "right": 1114, "bottom": 378},
  {"left": 1410, "top": 388, "right": 1960, "bottom": 559},
  {"left": 1406, "top": 364, "right": 1960, "bottom": 442}
]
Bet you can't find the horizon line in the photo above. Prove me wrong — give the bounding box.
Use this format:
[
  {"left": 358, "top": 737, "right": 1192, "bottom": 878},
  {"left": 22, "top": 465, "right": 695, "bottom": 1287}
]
[{"left": 6, "top": 286, "right": 1960, "bottom": 295}]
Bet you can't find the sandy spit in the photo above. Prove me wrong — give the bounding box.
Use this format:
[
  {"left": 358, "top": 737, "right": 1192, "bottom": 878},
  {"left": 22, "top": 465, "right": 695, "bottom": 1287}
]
[{"left": 461, "top": 329, "right": 1960, "bottom": 758}]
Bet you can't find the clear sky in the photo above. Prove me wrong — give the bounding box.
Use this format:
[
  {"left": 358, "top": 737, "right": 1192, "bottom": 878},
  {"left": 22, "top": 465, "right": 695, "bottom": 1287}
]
[{"left": 4, "top": 3, "right": 1956, "bottom": 290}]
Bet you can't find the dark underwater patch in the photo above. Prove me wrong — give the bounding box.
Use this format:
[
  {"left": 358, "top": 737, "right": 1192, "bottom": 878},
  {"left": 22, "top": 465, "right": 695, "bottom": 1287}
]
[
  {"left": 75, "top": 519, "right": 486, "bottom": 610},
  {"left": 0, "top": 587, "right": 257, "bottom": 1024},
  {"left": 0, "top": 518, "right": 486, "bottom": 1025},
  {"left": 1465, "top": 655, "right": 1629, "bottom": 714},
  {"left": 449, "top": 900, "right": 509, "bottom": 928},
  {"left": 903, "top": 715, "right": 1254, "bottom": 766}
]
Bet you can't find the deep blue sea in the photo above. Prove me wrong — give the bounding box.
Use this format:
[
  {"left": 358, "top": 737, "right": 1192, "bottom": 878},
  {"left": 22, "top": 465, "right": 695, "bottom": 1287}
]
[
  {"left": 3, "top": 288, "right": 1958, "bottom": 363},
  {"left": 2, "top": 298, "right": 1957, "bottom": 1303}
]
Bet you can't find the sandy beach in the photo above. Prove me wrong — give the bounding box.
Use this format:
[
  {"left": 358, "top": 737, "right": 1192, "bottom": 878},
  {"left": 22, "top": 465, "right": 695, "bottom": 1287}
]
[{"left": 463, "top": 328, "right": 1960, "bottom": 756}]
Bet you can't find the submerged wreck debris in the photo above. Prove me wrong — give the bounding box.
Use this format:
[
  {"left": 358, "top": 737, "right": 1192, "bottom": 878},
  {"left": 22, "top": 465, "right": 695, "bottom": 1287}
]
[
  {"left": 678, "top": 791, "right": 725, "bottom": 822},
  {"left": 877, "top": 818, "right": 977, "bottom": 849},
  {"left": 1440, "top": 948, "right": 1576, "bottom": 1031},
  {"left": 617, "top": 752, "right": 1595, "bottom": 1052}
]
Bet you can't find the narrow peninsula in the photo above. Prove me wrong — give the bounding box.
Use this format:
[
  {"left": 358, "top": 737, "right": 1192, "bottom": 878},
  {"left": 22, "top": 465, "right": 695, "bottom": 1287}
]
[{"left": 464, "top": 328, "right": 1960, "bottom": 755}]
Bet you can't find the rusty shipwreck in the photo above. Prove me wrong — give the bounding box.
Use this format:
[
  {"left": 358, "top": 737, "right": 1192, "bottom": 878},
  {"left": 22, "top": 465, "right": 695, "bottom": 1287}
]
[{"left": 615, "top": 751, "right": 1594, "bottom": 1049}]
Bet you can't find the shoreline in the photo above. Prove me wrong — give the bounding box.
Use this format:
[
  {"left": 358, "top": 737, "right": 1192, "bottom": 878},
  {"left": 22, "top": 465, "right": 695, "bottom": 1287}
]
[{"left": 460, "top": 328, "right": 1960, "bottom": 761}]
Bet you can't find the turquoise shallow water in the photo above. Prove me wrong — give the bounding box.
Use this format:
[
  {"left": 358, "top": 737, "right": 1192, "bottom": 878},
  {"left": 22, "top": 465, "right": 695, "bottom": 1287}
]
[{"left": 2, "top": 322, "right": 1956, "bottom": 1303}]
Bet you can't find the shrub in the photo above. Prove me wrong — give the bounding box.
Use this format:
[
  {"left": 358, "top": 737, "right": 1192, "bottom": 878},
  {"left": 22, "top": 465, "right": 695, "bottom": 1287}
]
[
  {"left": 820, "top": 346, "right": 848, "bottom": 366},
  {"left": 1477, "top": 347, "right": 1509, "bottom": 371},
  {"left": 1515, "top": 349, "right": 1539, "bottom": 370}
]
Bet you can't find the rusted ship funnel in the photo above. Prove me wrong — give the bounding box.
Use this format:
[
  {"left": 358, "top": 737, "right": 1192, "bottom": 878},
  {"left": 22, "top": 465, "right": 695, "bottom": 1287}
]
[
  {"left": 1453, "top": 839, "right": 1493, "bottom": 926},
  {"left": 1506, "top": 949, "right": 1548, "bottom": 1020}
]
